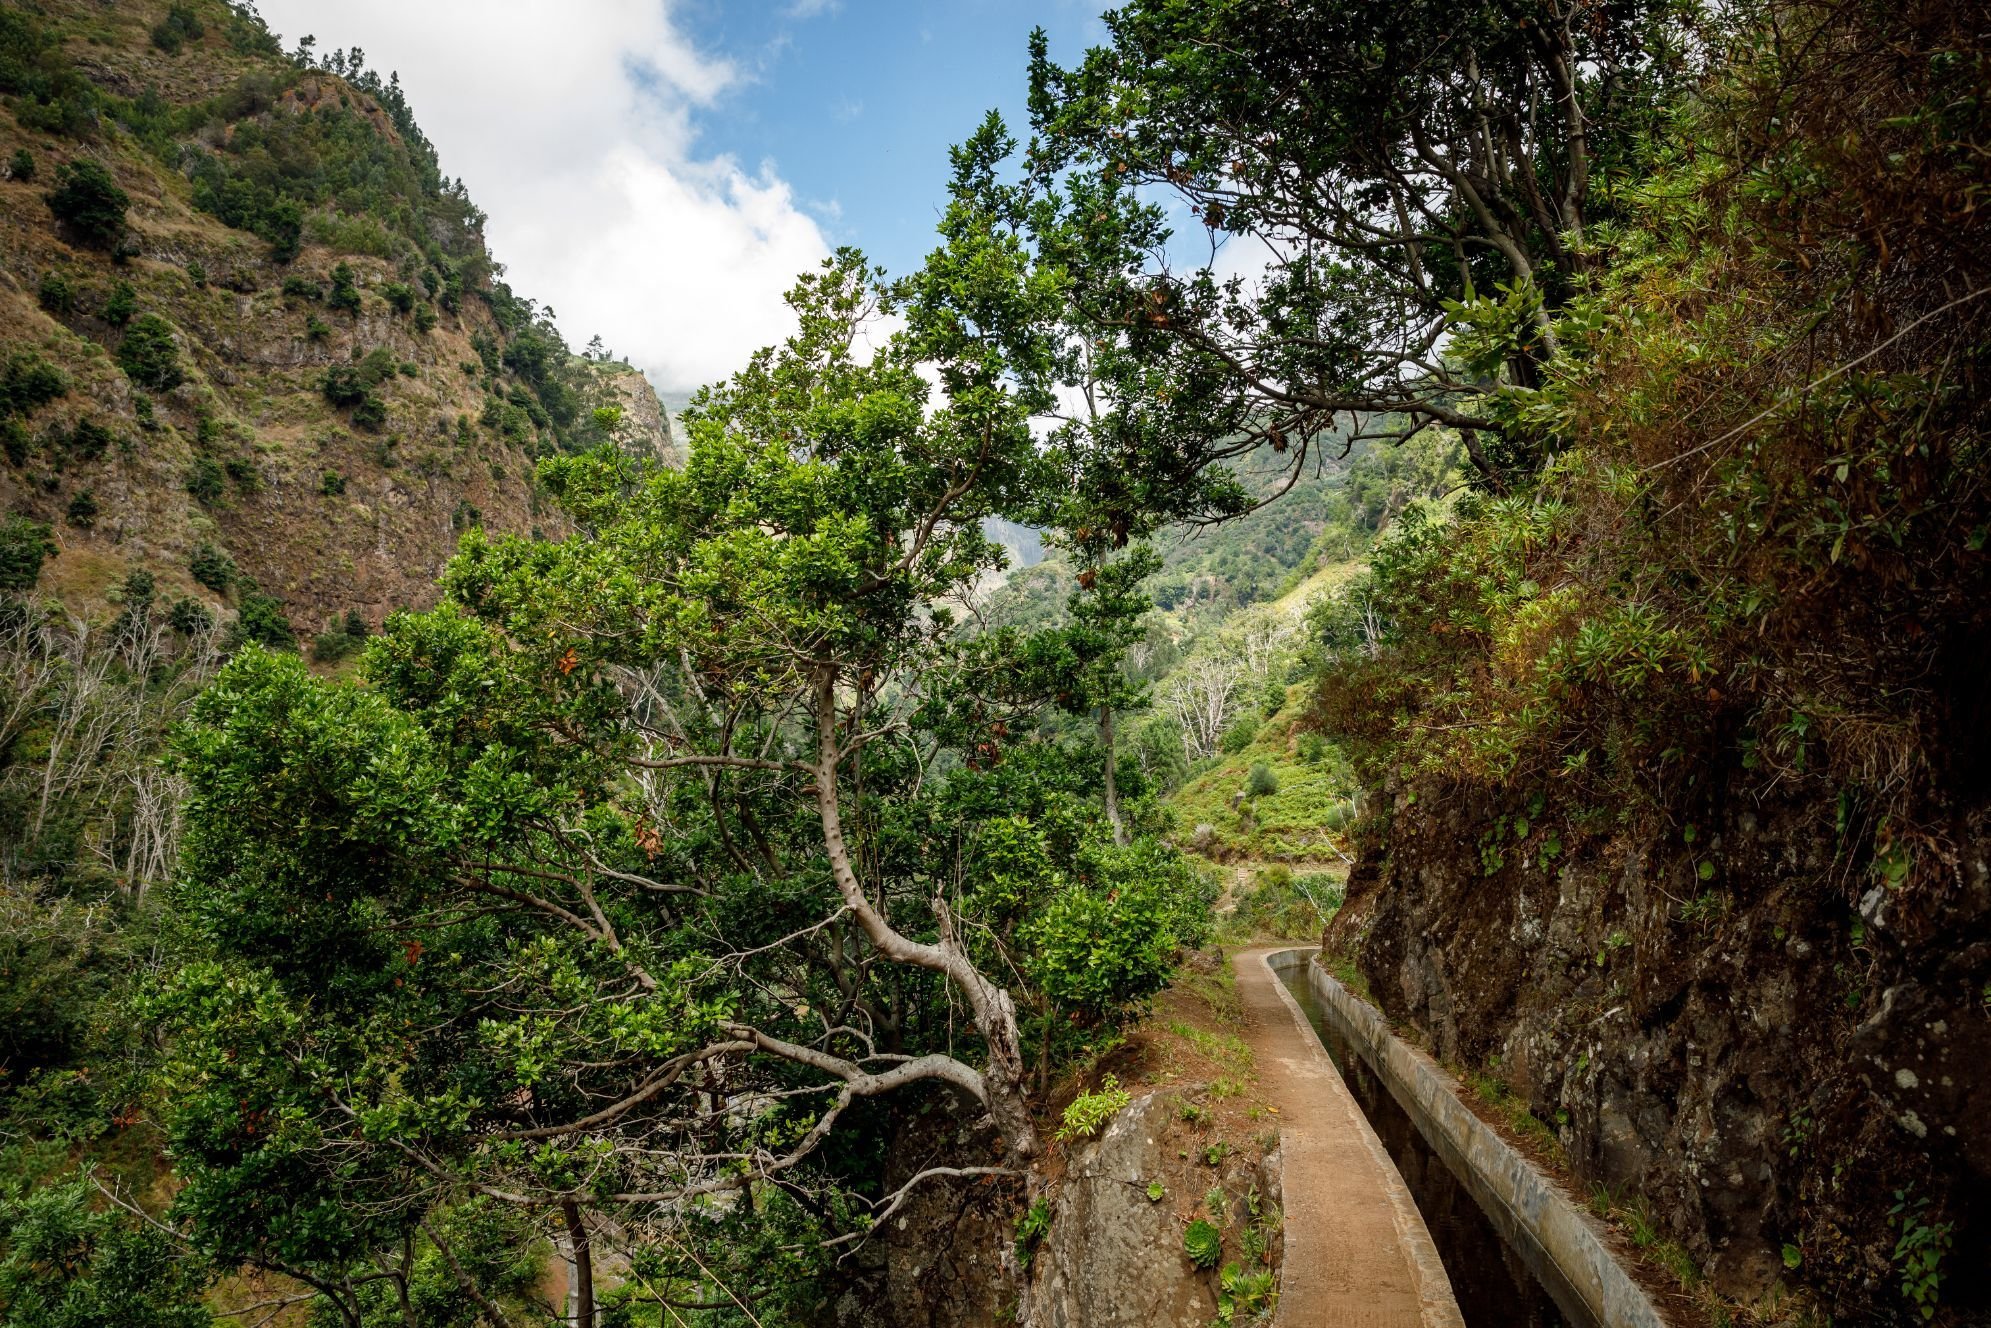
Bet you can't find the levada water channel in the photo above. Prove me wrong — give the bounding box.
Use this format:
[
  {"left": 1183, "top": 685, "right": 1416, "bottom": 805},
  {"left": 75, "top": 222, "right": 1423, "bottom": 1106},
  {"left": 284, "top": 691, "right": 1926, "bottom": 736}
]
[{"left": 1270, "top": 950, "right": 1586, "bottom": 1328}]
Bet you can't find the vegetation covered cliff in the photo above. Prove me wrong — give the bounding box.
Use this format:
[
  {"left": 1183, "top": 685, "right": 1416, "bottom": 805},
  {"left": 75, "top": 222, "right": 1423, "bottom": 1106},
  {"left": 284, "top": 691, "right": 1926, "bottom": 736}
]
[{"left": 0, "top": 0, "right": 672, "bottom": 644}]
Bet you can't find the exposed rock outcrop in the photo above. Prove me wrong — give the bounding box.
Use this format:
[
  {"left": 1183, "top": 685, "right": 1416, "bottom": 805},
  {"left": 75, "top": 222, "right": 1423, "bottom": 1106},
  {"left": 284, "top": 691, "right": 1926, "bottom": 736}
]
[{"left": 1329, "top": 787, "right": 1991, "bottom": 1317}]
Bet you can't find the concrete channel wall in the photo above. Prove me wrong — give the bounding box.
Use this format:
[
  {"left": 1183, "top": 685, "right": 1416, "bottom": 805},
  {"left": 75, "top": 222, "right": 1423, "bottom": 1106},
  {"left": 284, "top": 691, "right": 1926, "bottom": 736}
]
[{"left": 1290, "top": 954, "right": 1667, "bottom": 1328}]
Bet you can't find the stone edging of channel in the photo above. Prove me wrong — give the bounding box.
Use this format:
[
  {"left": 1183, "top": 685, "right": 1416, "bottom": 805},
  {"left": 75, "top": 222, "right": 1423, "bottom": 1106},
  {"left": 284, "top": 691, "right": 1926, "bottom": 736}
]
[{"left": 1299, "top": 954, "right": 1669, "bottom": 1328}]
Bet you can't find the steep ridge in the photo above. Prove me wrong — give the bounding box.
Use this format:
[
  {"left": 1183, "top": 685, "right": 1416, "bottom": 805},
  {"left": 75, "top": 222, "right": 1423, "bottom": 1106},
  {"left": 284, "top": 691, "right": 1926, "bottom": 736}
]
[{"left": 0, "top": 0, "right": 672, "bottom": 640}]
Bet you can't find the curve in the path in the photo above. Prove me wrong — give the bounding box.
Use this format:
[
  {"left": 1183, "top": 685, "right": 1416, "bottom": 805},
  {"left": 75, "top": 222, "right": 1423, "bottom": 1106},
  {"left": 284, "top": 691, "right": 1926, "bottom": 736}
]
[{"left": 1235, "top": 947, "right": 1465, "bottom": 1328}]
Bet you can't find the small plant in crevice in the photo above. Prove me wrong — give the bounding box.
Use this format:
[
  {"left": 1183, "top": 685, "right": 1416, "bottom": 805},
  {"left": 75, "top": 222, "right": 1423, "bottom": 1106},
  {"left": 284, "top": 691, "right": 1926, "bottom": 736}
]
[
  {"left": 1013, "top": 1198, "right": 1052, "bottom": 1266},
  {"left": 1183, "top": 1218, "right": 1222, "bottom": 1270},
  {"left": 1056, "top": 1075, "right": 1132, "bottom": 1142},
  {"left": 1215, "top": 1262, "right": 1277, "bottom": 1325},
  {"left": 1889, "top": 1190, "right": 1952, "bottom": 1322}
]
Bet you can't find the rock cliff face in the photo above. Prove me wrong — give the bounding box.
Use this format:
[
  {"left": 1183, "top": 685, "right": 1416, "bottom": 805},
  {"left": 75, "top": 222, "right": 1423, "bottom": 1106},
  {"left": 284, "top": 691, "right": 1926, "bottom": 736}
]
[
  {"left": 827, "top": 1090, "right": 1282, "bottom": 1328},
  {"left": 1329, "top": 786, "right": 1991, "bottom": 1317}
]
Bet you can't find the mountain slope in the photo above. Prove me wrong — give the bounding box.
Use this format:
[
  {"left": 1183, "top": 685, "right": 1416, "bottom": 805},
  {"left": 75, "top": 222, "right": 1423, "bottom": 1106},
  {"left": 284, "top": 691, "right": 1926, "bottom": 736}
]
[{"left": 0, "top": 0, "right": 671, "bottom": 642}]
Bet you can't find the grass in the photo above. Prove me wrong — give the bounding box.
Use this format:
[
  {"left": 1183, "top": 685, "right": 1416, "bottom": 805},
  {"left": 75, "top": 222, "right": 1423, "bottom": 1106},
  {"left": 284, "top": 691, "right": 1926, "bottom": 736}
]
[
  {"left": 1320, "top": 952, "right": 1372, "bottom": 1005},
  {"left": 1167, "top": 702, "right": 1362, "bottom": 864},
  {"left": 1465, "top": 1065, "right": 1567, "bottom": 1167},
  {"left": 1165, "top": 1021, "right": 1253, "bottom": 1079}
]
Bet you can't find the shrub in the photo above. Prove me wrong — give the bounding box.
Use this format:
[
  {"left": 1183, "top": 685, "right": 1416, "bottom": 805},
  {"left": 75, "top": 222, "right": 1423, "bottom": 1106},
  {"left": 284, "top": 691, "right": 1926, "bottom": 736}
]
[
  {"left": 351, "top": 395, "right": 387, "bottom": 432},
  {"left": 304, "top": 315, "right": 331, "bottom": 342},
  {"left": 224, "top": 457, "right": 260, "bottom": 492},
  {"left": 8, "top": 148, "right": 34, "bottom": 182},
  {"left": 412, "top": 303, "right": 437, "bottom": 334},
  {"left": 281, "top": 275, "right": 322, "bottom": 301},
  {"left": 189, "top": 542, "right": 236, "bottom": 593},
  {"left": 166, "top": 597, "right": 212, "bottom": 635},
  {"left": 1, "top": 420, "right": 27, "bottom": 466},
  {"left": 311, "top": 627, "right": 363, "bottom": 664},
  {"left": 231, "top": 588, "right": 295, "bottom": 651},
  {"left": 1219, "top": 717, "right": 1258, "bottom": 754},
  {"left": 381, "top": 281, "right": 416, "bottom": 314},
  {"left": 118, "top": 314, "right": 184, "bottom": 391},
  {"left": 359, "top": 347, "right": 398, "bottom": 384},
  {"left": 327, "top": 261, "right": 361, "bottom": 315},
  {"left": 0, "top": 351, "right": 66, "bottom": 417},
  {"left": 185, "top": 259, "right": 206, "bottom": 287},
  {"left": 102, "top": 279, "right": 136, "bottom": 327},
  {"left": 37, "top": 269, "right": 74, "bottom": 314},
  {"left": 398, "top": 361, "right": 418, "bottom": 378},
  {"left": 321, "top": 364, "right": 368, "bottom": 407},
  {"left": 44, "top": 160, "right": 128, "bottom": 249},
  {"left": 0, "top": 514, "right": 56, "bottom": 592},
  {"left": 1245, "top": 763, "right": 1279, "bottom": 798},
  {"left": 67, "top": 418, "right": 113, "bottom": 460},
  {"left": 149, "top": 3, "right": 204, "bottom": 53},
  {"left": 263, "top": 197, "right": 303, "bottom": 264},
  {"left": 184, "top": 457, "right": 225, "bottom": 506},
  {"left": 64, "top": 488, "right": 96, "bottom": 527},
  {"left": 319, "top": 470, "right": 346, "bottom": 496}
]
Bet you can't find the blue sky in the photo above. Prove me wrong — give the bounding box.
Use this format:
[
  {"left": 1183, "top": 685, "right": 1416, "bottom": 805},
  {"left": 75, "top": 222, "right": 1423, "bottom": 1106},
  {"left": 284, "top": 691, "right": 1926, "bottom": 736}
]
[
  {"left": 257, "top": 0, "right": 1112, "bottom": 391},
  {"left": 675, "top": 1, "right": 1110, "bottom": 280}
]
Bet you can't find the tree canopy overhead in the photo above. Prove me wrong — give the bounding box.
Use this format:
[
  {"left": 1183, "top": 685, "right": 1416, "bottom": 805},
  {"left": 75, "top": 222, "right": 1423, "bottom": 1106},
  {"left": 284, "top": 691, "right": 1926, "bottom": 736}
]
[{"left": 1022, "top": 0, "right": 1699, "bottom": 489}]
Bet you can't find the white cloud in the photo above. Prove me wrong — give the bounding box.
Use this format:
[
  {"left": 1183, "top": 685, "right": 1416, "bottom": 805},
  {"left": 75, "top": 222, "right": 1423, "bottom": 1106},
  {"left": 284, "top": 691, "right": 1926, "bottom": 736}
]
[{"left": 255, "top": 0, "right": 829, "bottom": 391}]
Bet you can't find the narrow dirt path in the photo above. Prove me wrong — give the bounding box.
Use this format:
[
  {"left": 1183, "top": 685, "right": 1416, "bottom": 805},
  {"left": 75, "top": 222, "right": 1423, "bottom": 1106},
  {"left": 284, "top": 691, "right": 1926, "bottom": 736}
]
[{"left": 1234, "top": 947, "right": 1465, "bottom": 1328}]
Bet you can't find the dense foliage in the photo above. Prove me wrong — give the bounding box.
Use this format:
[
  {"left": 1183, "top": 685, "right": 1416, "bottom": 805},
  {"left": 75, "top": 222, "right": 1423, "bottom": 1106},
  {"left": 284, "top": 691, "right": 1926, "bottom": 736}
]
[{"left": 152, "top": 243, "right": 1210, "bottom": 1323}]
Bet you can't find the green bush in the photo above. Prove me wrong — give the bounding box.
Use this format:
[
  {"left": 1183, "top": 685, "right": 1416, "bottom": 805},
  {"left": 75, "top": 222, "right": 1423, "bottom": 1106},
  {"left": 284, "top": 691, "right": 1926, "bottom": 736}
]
[
  {"left": 321, "top": 364, "right": 368, "bottom": 407},
  {"left": 118, "top": 314, "right": 184, "bottom": 391},
  {"left": 1, "top": 513, "right": 57, "bottom": 591},
  {"left": 7, "top": 148, "right": 34, "bottom": 182},
  {"left": 1219, "top": 717, "right": 1258, "bottom": 754},
  {"left": 224, "top": 457, "right": 260, "bottom": 492},
  {"left": 0, "top": 350, "right": 66, "bottom": 417},
  {"left": 351, "top": 395, "right": 387, "bottom": 432},
  {"left": 102, "top": 279, "right": 136, "bottom": 327},
  {"left": 166, "top": 596, "right": 212, "bottom": 635},
  {"left": 0, "top": 1181, "right": 213, "bottom": 1326},
  {"left": 231, "top": 588, "right": 295, "bottom": 651},
  {"left": 381, "top": 281, "right": 416, "bottom": 314},
  {"left": 36, "top": 269, "right": 74, "bottom": 314},
  {"left": 189, "top": 542, "right": 236, "bottom": 593},
  {"left": 149, "top": 3, "right": 205, "bottom": 53},
  {"left": 67, "top": 418, "right": 113, "bottom": 460},
  {"left": 1245, "top": 763, "right": 1279, "bottom": 798},
  {"left": 282, "top": 275, "right": 322, "bottom": 301},
  {"left": 184, "top": 458, "right": 225, "bottom": 506},
  {"left": 412, "top": 302, "right": 438, "bottom": 334},
  {"left": 64, "top": 488, "right": 96, "bottom": 527},
  {"left": 1, "top": 419, "right": 27, "bottom": 466},
  {"left": 327, "top": 261, "right": 361, "bottom": 315},
  {"left": 44, "top": 160, "right": 129, "bottom": 249},
  {"left": 320, "top": 471, "right": 346, "bottom": 496},
  {"left": 304, "top": 314, "right": 331, "bottom": 342},
  {"left": 185, "top": 259, "right": 206, "bottom": 287}
]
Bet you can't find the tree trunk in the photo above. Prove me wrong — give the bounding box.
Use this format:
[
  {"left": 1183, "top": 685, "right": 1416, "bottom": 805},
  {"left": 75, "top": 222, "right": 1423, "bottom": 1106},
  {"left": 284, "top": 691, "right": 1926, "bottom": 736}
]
[
  {"left": 813, "top": 666, "right": 1039, "bottom": 1165},
  {"left": 1099, "top": 704, "right": 1127, "bottom": 847},
  {"left": 561, "top": 1201, "right": 594, "bottom": 1328}
]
